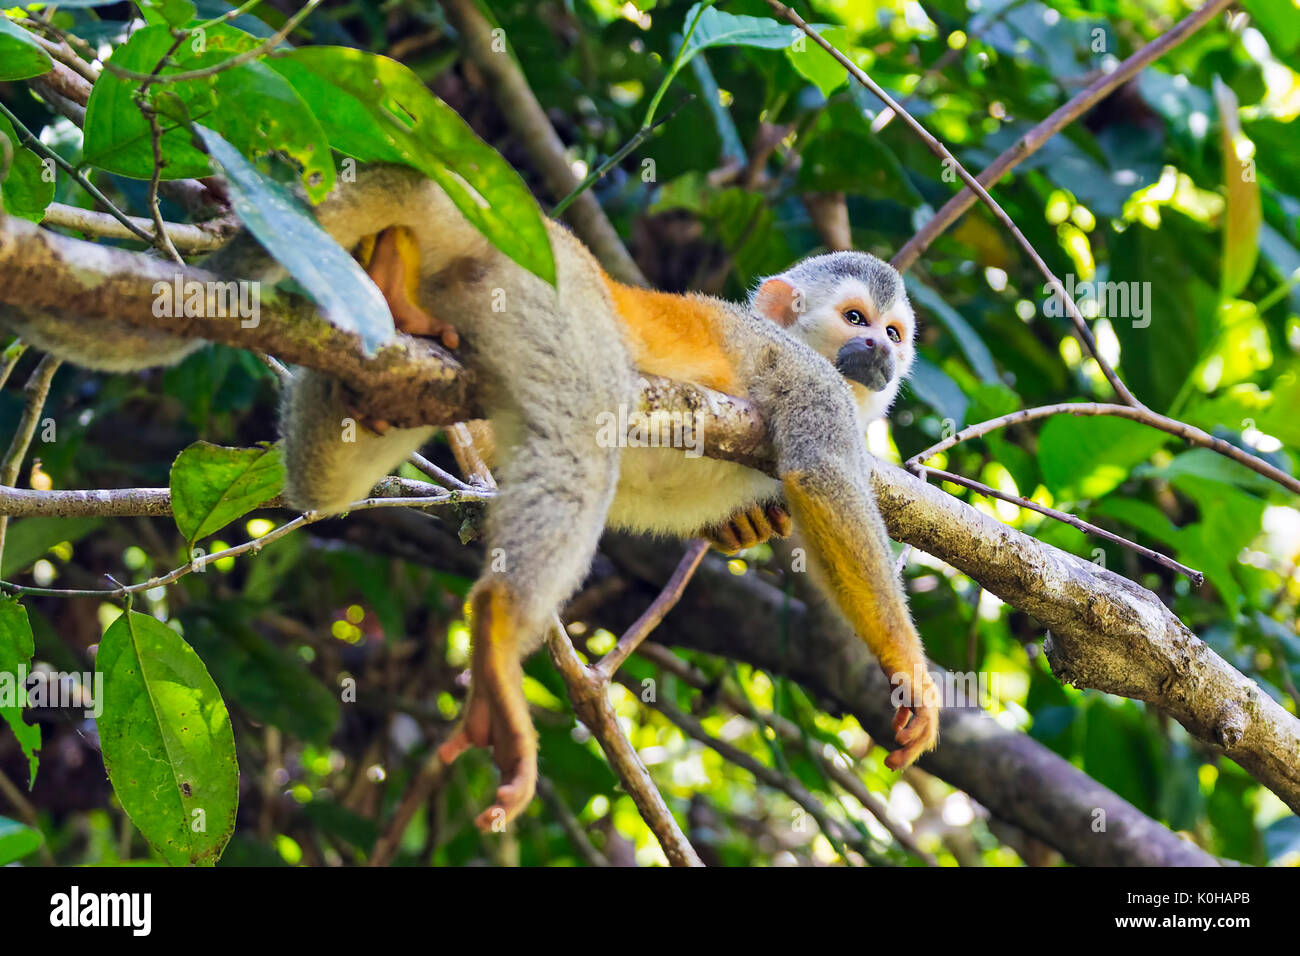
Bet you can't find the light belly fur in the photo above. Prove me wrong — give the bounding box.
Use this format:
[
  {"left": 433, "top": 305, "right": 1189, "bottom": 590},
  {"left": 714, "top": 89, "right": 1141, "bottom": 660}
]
[{"left": 605, "top": 445, "right": 781, "bottom": 537}]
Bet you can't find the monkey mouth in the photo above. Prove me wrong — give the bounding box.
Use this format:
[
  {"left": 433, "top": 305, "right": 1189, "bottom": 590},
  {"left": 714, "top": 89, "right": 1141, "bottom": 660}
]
[{"left": 835, "top": 339, "right": 894, "bottom": 392}]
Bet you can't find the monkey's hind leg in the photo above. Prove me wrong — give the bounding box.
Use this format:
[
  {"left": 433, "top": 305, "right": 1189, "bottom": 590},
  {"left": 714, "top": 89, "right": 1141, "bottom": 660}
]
[{"left": 357, "top": 226, "right": 459, "bottom": 349}]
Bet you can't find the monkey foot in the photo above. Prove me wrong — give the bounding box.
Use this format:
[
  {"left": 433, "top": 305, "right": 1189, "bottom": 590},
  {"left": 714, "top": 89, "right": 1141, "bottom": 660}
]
[
  {"left": 437, "top": 683, "right": 538, "bottom": 831},
  {"left": 884, "top": 667, "right": 940, "bottom": 770},
  {"left": 703, "top": 503, "right": 792, "bottom": 553},
  {"left": 358, "top": 226, "right": 460, "bottom": 350},
  {"left": 437, "top": 584, "right": 537, "bottom": 831}
]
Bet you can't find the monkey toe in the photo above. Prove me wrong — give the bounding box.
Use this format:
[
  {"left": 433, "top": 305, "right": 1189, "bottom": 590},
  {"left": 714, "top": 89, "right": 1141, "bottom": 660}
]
[{"left": 766, "top": 504, "right": 792, "bottom": 537}]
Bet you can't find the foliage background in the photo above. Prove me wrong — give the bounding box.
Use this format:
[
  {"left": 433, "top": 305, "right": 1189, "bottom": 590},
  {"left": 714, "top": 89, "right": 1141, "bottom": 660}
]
[{"left": 0, "top": 0, "right": 1297, "bottom": 866}]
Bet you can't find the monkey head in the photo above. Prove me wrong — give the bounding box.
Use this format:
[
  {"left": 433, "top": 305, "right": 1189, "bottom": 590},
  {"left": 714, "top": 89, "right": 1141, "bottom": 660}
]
[{"left": 751, "top": 252, "right": 916, "bottom": 418}]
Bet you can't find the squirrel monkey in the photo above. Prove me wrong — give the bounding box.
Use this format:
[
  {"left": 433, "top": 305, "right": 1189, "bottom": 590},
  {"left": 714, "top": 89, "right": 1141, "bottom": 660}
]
[
  {"left": 0, "top": 164, "right": 939, "bottom": 831},
  {"left": 285, "top": 166, "right": 939, "bottom": 829}
]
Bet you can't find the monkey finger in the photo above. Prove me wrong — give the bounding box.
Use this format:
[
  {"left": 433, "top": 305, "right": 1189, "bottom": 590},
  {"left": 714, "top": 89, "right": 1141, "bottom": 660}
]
[
  {"left": 892, "top": 704, "right": 912, "bottom": 735},
  {"left": 437, "top": 728, "right": 474, "bottom": 765}
]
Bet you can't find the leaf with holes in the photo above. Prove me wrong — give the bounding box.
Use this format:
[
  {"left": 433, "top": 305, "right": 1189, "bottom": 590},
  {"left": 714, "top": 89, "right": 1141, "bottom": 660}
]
[{"left": 96, "top": 611, "right": 238, "bottom": 866}]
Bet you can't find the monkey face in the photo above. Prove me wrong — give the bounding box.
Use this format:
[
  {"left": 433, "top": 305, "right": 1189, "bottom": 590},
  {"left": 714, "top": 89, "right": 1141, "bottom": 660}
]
[{"left": 752, "top": 252, "right": 916, "bottom": 399}]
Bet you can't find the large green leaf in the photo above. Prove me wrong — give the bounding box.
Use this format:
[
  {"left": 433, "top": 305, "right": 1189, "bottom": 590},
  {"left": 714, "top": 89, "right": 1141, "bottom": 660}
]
[
  {"left": 0, "top": 816, "right": 42, "bottom": 864},
  {"left": 1037, "top": 414, "right": 1169, "bottom": 499},
  {"left": 273, "top": 47, "right": 555, "bottom": 285},
  {"left": 83, "top": 24, "right": 254, "bottom": 179},
  {"left": 82, "top": 24, "right": 331, "bottom": 199},
  {"left": 169, "top": 440, "right": 284, "bottom": 547},
  {"left": 0, "top": 114, "right": 54, "bottom": 222},
  {"left": 193, "top": 125, "right": 396, "bottom": 353},
  {"left": 0, "top": 599, "right": 40, "bottom": 787},
  {"left": 1241, "top": 0, "right": 1300, "bottom": 55},
  {"left": 0, "top": 20, "right": 52, "bottom": 81},
  {"left": 96, "top": 610, "right": 238, "bottom": 866}
]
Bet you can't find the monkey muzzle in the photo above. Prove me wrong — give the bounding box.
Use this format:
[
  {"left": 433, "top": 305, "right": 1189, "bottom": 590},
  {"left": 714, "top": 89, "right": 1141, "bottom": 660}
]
[{"left": 835, "top": 337, "right": 895, "bottom": 392}]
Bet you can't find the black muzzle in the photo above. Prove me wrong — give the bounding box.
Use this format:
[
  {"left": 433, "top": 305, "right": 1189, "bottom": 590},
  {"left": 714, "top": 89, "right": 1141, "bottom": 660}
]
[{"left": 835, "top": 337, "right": 894, "bottom": 391}]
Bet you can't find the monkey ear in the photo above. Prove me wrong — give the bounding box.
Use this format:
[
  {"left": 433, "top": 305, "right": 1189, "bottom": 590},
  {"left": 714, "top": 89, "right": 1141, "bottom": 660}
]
[{"left": 753, "top": 278, "right": 800, "bottom": 327}]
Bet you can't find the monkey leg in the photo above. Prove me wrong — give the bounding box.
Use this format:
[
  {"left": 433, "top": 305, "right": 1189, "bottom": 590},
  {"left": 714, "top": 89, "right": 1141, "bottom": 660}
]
[
  {"left": 357, "top": 226, "right": 459, "bottom": 349},
  {"left": 437, "top": 580, "right": 537, "bottom": 831},
  {"left": 703, "top": 503, "right": 792, "bottom": 554}
]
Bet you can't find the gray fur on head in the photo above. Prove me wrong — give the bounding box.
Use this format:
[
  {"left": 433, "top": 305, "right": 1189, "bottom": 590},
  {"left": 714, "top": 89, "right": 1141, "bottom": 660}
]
[{"left": 775, "top": 251, "right": 904, "bottom": 313}]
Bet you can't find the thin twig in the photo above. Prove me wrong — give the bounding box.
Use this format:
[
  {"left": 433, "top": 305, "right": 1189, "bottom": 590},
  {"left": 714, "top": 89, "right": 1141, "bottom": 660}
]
[
  {"left": 40, "top": 203, "right": 227, "bottom": 252},
  {"left": 906, "top": 402, "right": 1300, "bottom": 497},
  {"left": 611, "top": 672, "right": 885, "bottom": 865},
  {"left": 0, "top": 485, "right": 491, "bottom": 598},
  {"left": 766, "top": 1, "right": 1138, "bottom": 408},
  {"left": 634, "top": 641, "right": 936, "bottom": 865},
  {"left": 916, "top": 464, "right": 1204, "bottom": 585},
  {"left": 535, "top": 775, "right": 608, "bottom": 867},
  {"left": 891, "top": 0, "right": 1235, "bottom": 271},
  {"left": 369, "top": 747, "right": 446, "bottom": 866},
  {"left": 594, "top": 539, "right": 708, "bottom": 679}
]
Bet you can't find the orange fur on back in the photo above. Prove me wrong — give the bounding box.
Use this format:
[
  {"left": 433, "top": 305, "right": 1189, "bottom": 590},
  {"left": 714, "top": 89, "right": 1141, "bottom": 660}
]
[{"left": 603, "top": 280, "right": 740, "bottom": 394}]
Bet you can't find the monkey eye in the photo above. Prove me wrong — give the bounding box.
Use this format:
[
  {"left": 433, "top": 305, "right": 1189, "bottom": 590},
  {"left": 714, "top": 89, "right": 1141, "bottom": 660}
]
[
  {"left": 886, "top": 325, "right": 903, "bottom": 343},
  {"left": 843, "top": 309, "right": 868, "bottom": 326}
]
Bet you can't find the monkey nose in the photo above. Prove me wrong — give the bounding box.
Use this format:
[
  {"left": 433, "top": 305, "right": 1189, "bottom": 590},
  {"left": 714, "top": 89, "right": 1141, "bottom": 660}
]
[{"left": 861, "top": 335, "right": 878, "bottom": 349}]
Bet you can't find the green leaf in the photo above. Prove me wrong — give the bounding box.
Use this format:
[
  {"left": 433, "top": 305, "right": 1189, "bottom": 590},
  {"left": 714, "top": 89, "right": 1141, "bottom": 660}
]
[
  {"left": 96, "top": 610, "right": 238, "bottom": 866},
  {"left": 1241, "top": 0, "right": 1300, "bottom": 55},
  {"left": 82, "top": 24, "right": 331, "bottom": 199},
  {"left": 0, "top": 598, "right": 40, "bottom": 788},
  {"left": 170, "top": 440, "right": 284, "bottom": 547},
  {"left": 679, "top": 4, "right": 796, "bottom": 59},
  {"left": 0, "top": 20, "right": 52, "bottom": 81},
  {"left": 193, "top": 125, "right": 396, "bottom": 353},
  {"left": 786, "top": 25, "right": 851, "bottom": 97},
  {"left": 0, "top": 114, "right": 55, "bottom": 222},
  {"left": 83, "top": 24, "right": 254, "bottom": 180},
  {"left": 138, "top": 0, "right": 199, "bottom": 27},
  {"left": 274, "top": 47, "right": 555, "bottom": 286},
  {"left": 1214, "top": 77, "right": 1261, "bottom": 298},
  {"left": 1037, "top": 414, "right": 1169, "bottom": 499},
  {"left": 0, "top": 816, "right": 43, "bottom": 864}
]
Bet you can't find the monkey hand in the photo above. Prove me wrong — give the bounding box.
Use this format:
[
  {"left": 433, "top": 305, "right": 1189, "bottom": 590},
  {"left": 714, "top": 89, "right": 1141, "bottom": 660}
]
[
  {"left": 359, "top": 226, "right": 459, "bottom": 349},
  {"left": 884, "top": 664, "right": 940, "bottom": 770},
  {"left": 702, "top": 503, "right": 792, "bottom": 554}
]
